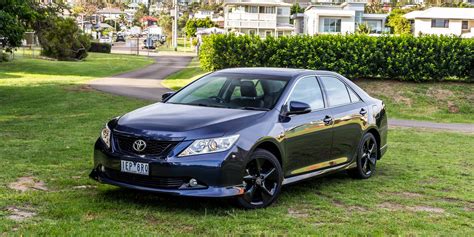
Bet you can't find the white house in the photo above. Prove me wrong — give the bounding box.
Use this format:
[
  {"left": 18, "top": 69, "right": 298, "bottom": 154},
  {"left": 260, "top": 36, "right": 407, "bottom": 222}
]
[
  {"left": 194, "top": 10, "right": 215, "bottom": 19},
  {"left": 303, "top": 1, "right": 388, "bottom": 35},
  {"left": 404, "top": 7, "right": 474, "bottom": 38},
  {"left": 463, "top": 0, "right": 474, "bottom": 5},
  {"left": 223, "top": 0, "right": 294, "bottom": 38}
]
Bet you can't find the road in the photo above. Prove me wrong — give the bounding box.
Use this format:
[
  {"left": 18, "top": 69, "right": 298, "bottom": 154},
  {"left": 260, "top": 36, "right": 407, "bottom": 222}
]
[{"left": 89, "top": 55, "right": 192, "bottom": 101}]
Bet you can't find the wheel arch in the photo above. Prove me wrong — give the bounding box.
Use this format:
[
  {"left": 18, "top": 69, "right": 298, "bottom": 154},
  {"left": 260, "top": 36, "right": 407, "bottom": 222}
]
[
  {"left": 365, "top": 127, "right": 381, "bottom": 159},
  {"left": 251, "top": 139, "right": 284, "bottom": 169}
]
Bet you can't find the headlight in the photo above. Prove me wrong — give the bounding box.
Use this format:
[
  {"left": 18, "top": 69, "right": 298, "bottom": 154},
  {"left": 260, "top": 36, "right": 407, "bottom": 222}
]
[
  {"left": 178, "top": 135, "right": 240, "bottom": 157},
  {"left": 100, "top": 125, "right": 111, "bottom": 149}
]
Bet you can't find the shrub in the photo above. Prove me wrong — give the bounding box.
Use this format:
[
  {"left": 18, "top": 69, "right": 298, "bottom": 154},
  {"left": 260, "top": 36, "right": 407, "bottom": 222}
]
[
  {"left": 199, "top": 34, "right": 474, "bottom": 82},
  {"left": 88, "top": 42, "right": 111, "bottom": 53},
  {"left": 39, "top": 18, "right": 91, "bottom": 61},
  {"left": 184, "top": 17, "right": 216, "bottom": 37}
]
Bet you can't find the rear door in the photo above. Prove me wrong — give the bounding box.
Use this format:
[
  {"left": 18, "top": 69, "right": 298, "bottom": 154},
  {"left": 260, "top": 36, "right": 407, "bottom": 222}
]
[
  {"left": 319, "top": 75, "right": 367, "bottom": 165},
  {"left": 282, "top": 76, "right": 334, "bottom": 177}
]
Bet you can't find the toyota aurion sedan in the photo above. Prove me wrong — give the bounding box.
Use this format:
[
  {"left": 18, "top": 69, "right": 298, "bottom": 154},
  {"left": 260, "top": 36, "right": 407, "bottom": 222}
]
[{"left": 90, "top": 68, "right": 388, "bottom": 209}]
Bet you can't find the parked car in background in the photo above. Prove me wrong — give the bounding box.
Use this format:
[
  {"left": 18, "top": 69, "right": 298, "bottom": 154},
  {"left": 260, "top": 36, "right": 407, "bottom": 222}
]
[
  {"left": 115, "top": 34, "right": 126, "bottom": 42},
  {"left": 90, "top": 68, "right": 388, "bottom": 209},
  {"left": 142, "top": 38, "right": 156, "bottom": 49}
]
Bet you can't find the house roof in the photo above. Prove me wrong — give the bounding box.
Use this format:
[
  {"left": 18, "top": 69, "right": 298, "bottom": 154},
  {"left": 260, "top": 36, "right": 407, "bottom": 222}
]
[
  {"left": 140, "top": 16, "right": 158, "bottom": 22},
  {"left": 404, "top": 7, "right": 474, "bottom": 20},
  {"left": 97, "top": 8, "right": 124, "bottom": 14}
]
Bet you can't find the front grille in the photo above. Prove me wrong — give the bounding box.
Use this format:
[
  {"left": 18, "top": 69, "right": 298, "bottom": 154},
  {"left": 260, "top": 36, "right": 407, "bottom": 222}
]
[
  {"left": 104, "top": 168, "right": 186, "bottom": 189},
  {"left": 114, "top": 134, "right": 177, "bottom": 156}
]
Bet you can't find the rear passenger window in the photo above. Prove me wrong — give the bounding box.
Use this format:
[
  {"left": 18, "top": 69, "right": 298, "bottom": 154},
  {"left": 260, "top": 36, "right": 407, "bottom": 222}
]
[
  {"left": 347, "top": 87, "right": 361, "bottom": 103},
  {"left": 320, "top": 76, "right": 351, "bottom": 107}
]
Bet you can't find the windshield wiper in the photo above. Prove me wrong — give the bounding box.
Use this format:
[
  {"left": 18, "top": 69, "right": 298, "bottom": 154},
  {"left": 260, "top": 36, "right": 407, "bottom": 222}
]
[
  {"left": 240, "top": 107, "right": 270, "bottom": 111},
  {"left": 187, "top": 103, "right": 231, "bottom": 109}
]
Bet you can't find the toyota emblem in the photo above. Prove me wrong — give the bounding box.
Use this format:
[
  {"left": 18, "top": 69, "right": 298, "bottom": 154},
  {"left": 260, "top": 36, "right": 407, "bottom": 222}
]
[{"left": 132, "top": 140, "right": 146, "bottom": 152}]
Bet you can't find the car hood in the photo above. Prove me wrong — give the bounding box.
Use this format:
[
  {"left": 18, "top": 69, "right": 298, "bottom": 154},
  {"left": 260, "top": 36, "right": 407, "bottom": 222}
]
[{"left": 114, "top": 102, "right": 266, "bottom": 141}]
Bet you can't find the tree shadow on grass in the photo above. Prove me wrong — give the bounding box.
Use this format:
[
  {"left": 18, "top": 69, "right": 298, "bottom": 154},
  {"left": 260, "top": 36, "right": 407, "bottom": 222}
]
[{"left": 0, "top": 72, "right": 22, "bottom": 80}]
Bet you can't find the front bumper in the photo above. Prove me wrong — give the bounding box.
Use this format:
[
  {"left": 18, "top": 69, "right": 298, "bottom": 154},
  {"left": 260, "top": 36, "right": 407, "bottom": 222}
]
[
  {"left": 90, "top": 139, "right": 247, "bottom": 198},
  {"left": 89, "top": 169, "right": 244, "bottom": 197}
]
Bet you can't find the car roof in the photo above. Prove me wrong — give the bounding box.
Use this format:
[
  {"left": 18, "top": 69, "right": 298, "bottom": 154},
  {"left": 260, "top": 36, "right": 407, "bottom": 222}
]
[{"left": 217, "top": 67, "right": 340, "bottom": 79}]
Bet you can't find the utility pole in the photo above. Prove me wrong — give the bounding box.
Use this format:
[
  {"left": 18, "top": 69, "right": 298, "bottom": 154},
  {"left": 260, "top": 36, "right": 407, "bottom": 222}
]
[{"left": 172, "top": 0, "right": 178, "bottom": 50}]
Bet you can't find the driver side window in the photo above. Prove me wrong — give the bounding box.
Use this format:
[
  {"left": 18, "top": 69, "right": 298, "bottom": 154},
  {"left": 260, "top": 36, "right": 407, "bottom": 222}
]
[{"left": 288, "top": 76, "right": 324, "bottom": 110}]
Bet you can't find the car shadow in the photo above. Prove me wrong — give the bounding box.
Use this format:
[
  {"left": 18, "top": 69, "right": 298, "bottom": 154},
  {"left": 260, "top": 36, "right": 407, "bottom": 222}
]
[{"left": 96, "top": 171, "right": 353, "bottom": 212}]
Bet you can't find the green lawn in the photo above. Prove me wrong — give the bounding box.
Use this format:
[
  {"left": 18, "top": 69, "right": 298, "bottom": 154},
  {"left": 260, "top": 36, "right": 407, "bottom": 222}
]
[
  {"left": 157, "top": 37, "right": 195, "bottom": 52},
  {"left": 161, "top": 57, "right": 205, "bottom": 90},
  {"left": 0, "top": 55, "right": 473, "bottom": 235},
  {"left": 163, "top": 59, "right": 474, "bottom": 124}
]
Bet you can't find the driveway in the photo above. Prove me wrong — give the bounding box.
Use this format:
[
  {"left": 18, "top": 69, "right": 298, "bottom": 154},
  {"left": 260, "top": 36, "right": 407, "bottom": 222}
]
[{"left": 89, "top": 55, "right": 192, "bottom": 101}]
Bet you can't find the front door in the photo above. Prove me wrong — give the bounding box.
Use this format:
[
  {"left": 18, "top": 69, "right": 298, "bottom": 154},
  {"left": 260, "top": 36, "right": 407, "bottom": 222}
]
[{"left": 282, "top": 76, "right": 333, "bottom": 177}]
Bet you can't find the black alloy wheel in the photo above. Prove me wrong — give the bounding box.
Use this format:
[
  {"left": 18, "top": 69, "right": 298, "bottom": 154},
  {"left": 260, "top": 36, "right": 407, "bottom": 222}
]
[
  {"left": 348, "top": 133, "right": 378, "bottom": 179},
  {"left": 237, "top": 149, "right": 283, "bottom": 209}
]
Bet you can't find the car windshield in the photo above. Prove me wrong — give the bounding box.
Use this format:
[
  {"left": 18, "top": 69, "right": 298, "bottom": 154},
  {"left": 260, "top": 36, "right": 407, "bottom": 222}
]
[{"left": 166, "top": 72, "right": 289, "bottom": 111}]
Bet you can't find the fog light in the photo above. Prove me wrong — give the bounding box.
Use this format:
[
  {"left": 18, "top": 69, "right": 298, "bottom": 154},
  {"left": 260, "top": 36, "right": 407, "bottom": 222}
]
[
  {"left": 189, "top": 178, "right": 198, "bottom": 187},
  {"left": 100, "top": 165, "right": 106, "bottom": 172}
]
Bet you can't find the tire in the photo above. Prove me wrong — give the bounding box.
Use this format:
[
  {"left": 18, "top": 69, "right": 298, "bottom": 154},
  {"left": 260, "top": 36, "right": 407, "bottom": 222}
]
[
  {"left": 236, "top": 149, "right": 283, "bottom": 209},
  {"left": 348, "top": 133, "right": 378, "bottom": 179}
]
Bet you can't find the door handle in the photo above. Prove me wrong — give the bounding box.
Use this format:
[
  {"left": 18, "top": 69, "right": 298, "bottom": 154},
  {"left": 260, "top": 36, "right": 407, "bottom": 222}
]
[
  {"left": 360, "top": 108, "right": 368, "bottom": 116},
  {"left": 323, "top": 115, "right": 333, "bottom": 125}
]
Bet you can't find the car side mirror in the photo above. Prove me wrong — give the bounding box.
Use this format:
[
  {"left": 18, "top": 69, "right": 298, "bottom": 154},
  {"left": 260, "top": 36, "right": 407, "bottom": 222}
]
[
  {"left": 283, "top": 101, "right": 312, "bottom": 116},
  {"left": 161, "top": 92, "right": 174, "bottom": 101}
]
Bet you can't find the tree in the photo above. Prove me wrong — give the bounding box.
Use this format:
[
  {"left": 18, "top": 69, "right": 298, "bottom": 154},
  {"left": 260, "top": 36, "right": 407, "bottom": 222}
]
[
  {"left": 178, "top": 12, "right": 190, "bottom": 30},
  {"left": 356, "top": 23, "right": 371, "bottom": 34},
  {"left": 0, "top": 0, "right": 36, "bottom": 53},
  {"left": 133, "top": 3, "right": 149, "bottom": 26},
  {"left": 184, "top": 17, "right": 216, "bottom": 37},
  {"left": 290, "top": 3, "right": 304, "bottom": 15},
  {"left": 158, "top": 13, "right": 173, "bottom": 45},
  {"left": 386, "top": 9, "right": 411, "bottom": 35},
  {"left": 40, "top": 18, "right": 90, "bottom": 60},
  {"left": 365, "top": 1, "right": 386, "bottom": 14}
]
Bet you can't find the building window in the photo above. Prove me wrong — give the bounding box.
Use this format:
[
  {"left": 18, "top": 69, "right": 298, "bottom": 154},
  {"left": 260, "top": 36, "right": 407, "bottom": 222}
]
[
  {"left": 249, "top": 30, "right": 256, "bottom": 35},
  {"left": 245, "top": 6, "right": 258, "bottom": 13},
  {"left": 277, "top": 8, "right": 283, "bottom": 15},
  {"left": 355, "top": 11, "right": 363, "bottom": 25},
  {"left": 265, "top": 31, "right": 273, "bottom": 37},
  {"left": 431, "top": 19, "right": 449, "bottom": 28},
  {"left": 277, "top": 31, "right": 283, "bottom": 37},
  {"left": 259, "top": 6, "right": 275, "bottom": 14},
  {"left": 462, "top": 21, "right": 469, "bottom": 30},
  {"left": 323, "top": 18, "right": 341, "bottom": 33}
]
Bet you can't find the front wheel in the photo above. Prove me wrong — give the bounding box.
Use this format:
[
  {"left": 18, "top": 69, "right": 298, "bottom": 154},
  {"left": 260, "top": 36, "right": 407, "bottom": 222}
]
[
  {"left": 348, "top": 133, "right": 378, "bottom": 179},
  {"left": 236, "top": 149, "right": 283, "bottom": 209}
]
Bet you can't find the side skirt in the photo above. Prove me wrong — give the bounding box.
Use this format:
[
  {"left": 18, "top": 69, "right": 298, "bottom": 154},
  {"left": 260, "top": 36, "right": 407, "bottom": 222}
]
[{"left": 282, "top": 162, "right": 355, "bottom": 185}]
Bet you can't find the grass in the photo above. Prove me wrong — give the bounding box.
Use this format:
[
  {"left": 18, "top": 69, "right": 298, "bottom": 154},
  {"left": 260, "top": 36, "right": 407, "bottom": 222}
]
[
  {"left": 161, "top": 57, "right": 206, "bottom": 90},
  {"left": 355, "top": 80, "right": 474, "bottom": 124},
  {"left": 1, "top": 54, "right": 473, "bottom": 235},
  {"left": 158, "top": 37, "right": 195, "bottom": 52},
  {"left": 163, "top": 60, "right": 474, "bottom": 124}
]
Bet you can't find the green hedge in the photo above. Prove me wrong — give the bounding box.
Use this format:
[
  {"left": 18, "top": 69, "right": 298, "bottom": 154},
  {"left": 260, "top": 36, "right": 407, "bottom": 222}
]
[
  {"left": 88, "top": 42, "right": 111, "bottom": 53},
  {"left": 199, "top": 34, "right": 474, "bottom": 82}
]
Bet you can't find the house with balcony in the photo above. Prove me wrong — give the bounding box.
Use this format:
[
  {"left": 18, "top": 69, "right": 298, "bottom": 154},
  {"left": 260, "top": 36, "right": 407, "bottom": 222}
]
[
  {"left": 404, "top": 7, "right": 474, "bottom": 38},
  {"left": 224, "top": 0, "right": 294, "bottom": 38},
  {"left": 302, "top": 1, "right": 388, "bottom": 35}
]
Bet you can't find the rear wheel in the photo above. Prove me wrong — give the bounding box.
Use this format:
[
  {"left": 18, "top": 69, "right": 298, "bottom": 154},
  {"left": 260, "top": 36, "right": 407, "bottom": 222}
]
[
  {"left": 236, "top": 149, "right": 283, "bottom": 209},
  {"left": 348, "top": 133, "right": 378, "bottom": 179}
]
